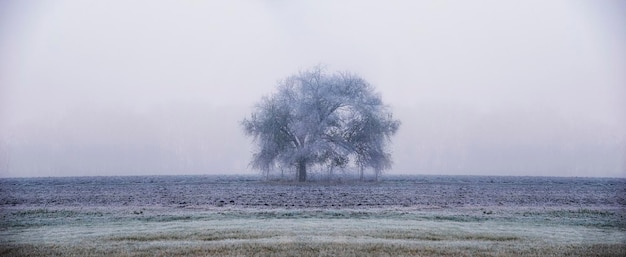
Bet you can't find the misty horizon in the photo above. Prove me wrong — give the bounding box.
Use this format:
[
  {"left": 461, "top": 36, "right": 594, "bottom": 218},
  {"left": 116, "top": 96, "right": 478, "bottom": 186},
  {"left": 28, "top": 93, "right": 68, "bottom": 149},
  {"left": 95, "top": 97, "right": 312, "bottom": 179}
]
[{"left": 1, "top": 1, "right": 624, "bottom": 178}]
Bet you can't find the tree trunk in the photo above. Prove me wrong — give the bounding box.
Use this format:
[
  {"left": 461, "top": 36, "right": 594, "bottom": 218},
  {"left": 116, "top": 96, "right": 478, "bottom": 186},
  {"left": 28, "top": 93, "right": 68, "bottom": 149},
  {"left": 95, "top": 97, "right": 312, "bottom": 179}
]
[
  {"left": 280, "top": 167, "right": 284, "bottom": 180},
  {"left": 359, "top": 165, "right": 364, "bottom": 181},
  {"left": 328, "top": 165, "right": 333, "bottom": 182},
  {"left": 297, "top": 161, "right": 307, "bottom": 182}
]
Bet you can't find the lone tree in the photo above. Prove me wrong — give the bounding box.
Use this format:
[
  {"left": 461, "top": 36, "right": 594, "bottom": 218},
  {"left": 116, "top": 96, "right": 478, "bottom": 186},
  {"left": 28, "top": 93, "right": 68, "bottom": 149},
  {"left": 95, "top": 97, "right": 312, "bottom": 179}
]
[{"left": 242, "top": 67, "right": 400, "bottom": 182}]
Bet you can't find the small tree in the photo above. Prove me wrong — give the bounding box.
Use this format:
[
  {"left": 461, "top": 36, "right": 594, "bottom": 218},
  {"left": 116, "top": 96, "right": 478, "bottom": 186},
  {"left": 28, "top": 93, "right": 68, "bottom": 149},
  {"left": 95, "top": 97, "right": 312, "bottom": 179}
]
[{"left": 242, "top": 66, "right": 400, "bottom": 182}]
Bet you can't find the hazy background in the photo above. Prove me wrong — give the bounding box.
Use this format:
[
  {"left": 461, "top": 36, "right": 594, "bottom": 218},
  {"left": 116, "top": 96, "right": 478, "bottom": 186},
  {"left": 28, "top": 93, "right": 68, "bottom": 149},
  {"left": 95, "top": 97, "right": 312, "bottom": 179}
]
[{"left": 1, "top": 0, "right": 624, "bottom": 178}]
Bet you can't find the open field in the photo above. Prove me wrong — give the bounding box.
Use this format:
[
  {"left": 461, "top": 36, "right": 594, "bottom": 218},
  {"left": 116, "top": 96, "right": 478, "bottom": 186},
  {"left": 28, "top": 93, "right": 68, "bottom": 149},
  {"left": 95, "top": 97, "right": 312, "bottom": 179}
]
[{"left": 1, "top": 175, "right": 625, "bottom": 256}]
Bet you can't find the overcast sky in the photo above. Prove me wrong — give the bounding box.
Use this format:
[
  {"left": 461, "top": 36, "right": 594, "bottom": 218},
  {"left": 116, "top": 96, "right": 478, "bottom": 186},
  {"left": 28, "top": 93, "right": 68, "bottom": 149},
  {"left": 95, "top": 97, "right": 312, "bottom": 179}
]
[{"left": 1, "top": 0, "right": 624, "bottom": 178}]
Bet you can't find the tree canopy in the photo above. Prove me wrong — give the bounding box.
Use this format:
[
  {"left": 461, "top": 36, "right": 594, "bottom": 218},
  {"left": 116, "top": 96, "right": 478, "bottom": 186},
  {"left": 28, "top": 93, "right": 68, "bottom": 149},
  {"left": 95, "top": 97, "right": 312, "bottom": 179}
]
[{"left": 242, "top": 67, "right": 400, "bottom": 182}]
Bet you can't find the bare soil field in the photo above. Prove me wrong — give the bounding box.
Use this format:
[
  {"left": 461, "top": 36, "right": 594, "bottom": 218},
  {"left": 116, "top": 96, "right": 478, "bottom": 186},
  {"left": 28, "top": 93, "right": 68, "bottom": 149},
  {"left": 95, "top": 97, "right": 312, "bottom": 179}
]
[{"left": 1, "top": 175, "right": 625, "bottom": 256}]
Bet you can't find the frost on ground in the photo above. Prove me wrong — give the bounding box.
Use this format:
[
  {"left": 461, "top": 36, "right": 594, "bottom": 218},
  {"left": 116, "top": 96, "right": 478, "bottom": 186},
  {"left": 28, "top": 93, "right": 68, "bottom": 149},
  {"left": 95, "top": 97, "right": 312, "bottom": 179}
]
[{"left": 0, "top": 175, "right": 625, "bottom": 256}]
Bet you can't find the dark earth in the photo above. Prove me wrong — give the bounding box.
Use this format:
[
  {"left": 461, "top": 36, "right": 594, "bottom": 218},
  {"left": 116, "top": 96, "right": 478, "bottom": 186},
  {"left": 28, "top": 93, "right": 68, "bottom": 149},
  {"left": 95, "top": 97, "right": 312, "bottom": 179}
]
[{"left": 1, "top": 175, "right": 624, "bottom": 209}]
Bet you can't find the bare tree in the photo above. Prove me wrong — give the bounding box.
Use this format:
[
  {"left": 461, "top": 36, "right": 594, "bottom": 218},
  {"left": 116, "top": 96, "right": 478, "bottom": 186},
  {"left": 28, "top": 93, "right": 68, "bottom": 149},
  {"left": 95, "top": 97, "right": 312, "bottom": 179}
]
[
  {"left": 242, "top": 66, "right": 400, "bottom": 182},
  {"left": 0, "top": 139, "right": 9, "bottom": 175}
]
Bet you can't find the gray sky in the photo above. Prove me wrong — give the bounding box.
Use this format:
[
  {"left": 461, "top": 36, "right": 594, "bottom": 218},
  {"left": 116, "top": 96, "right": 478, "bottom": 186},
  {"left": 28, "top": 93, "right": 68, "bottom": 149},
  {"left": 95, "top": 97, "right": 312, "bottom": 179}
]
[{"left": 1, "top": 0, "right": 624, "bottom": 178}]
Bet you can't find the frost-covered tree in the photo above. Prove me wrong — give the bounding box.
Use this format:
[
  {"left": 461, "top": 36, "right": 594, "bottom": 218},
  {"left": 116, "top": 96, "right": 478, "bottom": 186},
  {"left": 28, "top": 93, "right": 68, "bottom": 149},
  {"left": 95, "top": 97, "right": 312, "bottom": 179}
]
[{"left": 242, "top": 67, "right": 400, "bottom": 182}]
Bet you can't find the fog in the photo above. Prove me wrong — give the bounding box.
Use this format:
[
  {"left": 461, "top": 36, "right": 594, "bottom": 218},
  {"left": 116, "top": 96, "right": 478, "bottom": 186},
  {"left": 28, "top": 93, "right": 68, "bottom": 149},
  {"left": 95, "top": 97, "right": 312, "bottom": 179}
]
[{"left": 1, "top": 0, "right": 624, "bottom": 178}]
